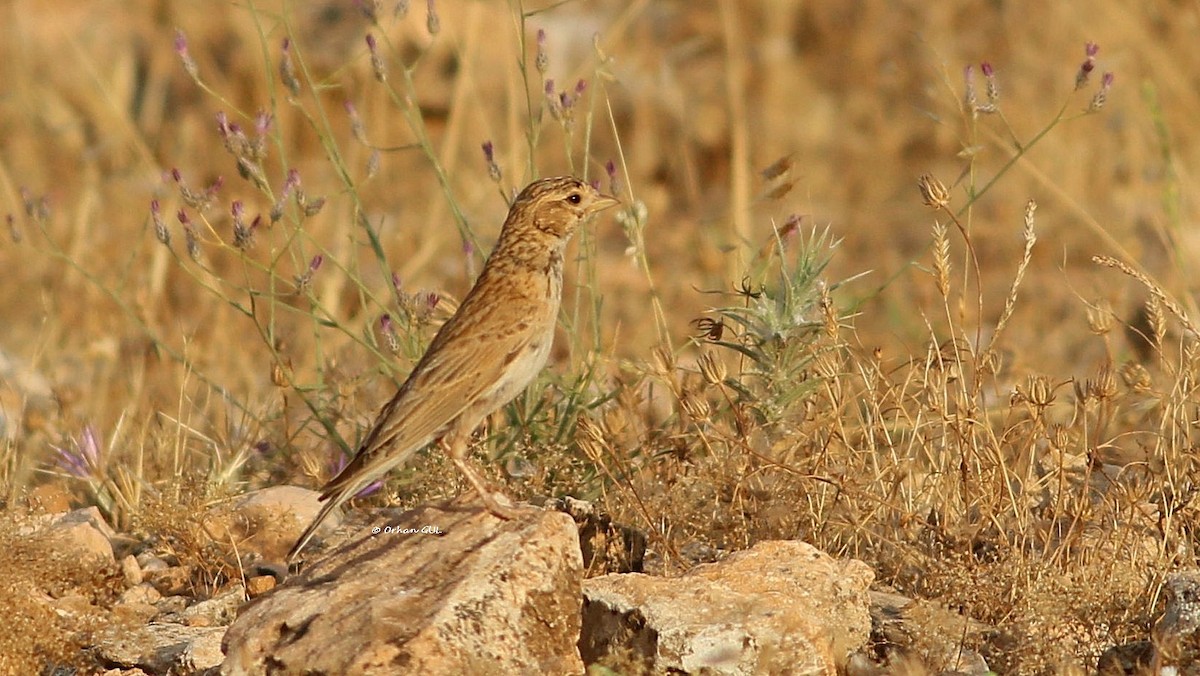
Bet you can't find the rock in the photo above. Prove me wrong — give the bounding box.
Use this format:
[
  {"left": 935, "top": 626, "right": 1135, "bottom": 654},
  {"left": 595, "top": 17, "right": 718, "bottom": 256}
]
[
  {"left": 55, "top": 505, "right": 117, "bottom": 540},
  {"left": 28, "top": 483, "right": 72, "bottom": 514},
  {"left": 95, "top": 623, "right": 226, "bottom": 674},
  {"left": 180, "top": 584, "right": 244, "bottom": 627},
  {"left": 147, "top": 565, "right": 193, "bottom": 596},
  {"left": 581, "top": 540, "right": 873, "bottom": 675},
  {"left": 37, "top": 506, "right": 116, "bottom": 565},
  {"left": 121, "top": 554, "right": 144, "bottom": 586},
  {"left": 118, "top": 583, "right": 163, "bottom": 607},
  {"left": 221, "top": 498, "right": 585, "bottom": 674},
  {"left": 245, "top": 575, "right": 275, "bottom": 597},
  {"left": 203, "top": 486, "right": 331, "bottom": 562}
]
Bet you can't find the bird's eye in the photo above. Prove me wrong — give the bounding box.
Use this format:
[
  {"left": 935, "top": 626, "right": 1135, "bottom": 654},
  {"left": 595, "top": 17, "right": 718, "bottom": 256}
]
[{"left": 567, "top": 193, "right": 582, "bottom": 204}]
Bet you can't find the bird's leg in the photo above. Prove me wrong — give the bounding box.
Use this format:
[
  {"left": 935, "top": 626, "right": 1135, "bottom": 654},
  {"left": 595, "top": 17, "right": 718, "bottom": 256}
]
[{"left": 445, "top": 432, "right": 519, "bottom": 519}]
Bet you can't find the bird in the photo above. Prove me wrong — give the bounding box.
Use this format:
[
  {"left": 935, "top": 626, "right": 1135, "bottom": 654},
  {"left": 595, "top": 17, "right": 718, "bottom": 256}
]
[{"left": 288, "top": 176, "right": 619, "bottom": 561}]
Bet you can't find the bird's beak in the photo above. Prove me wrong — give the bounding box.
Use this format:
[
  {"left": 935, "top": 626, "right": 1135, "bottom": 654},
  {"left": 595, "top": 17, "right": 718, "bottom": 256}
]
[{"left": 594, "top": 194, "right": 621, "bottom": 212}]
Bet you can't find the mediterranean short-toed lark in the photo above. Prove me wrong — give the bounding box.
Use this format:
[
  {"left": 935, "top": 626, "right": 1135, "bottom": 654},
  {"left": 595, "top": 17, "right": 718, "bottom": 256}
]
[{"left": 289, "top": 176, "right": 618, "bottom": 561}]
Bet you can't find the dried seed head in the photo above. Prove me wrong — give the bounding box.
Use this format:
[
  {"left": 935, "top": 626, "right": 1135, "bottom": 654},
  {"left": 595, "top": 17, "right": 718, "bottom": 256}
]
[
  {"left": 679, "top": 390, "right": 710, "bottom": 420},
  {"left": 698, "top": 351, "right": 727, "bottom": 385},
  {"left": 932, "top": 221, "right": 950, "bottom": 297},
  {"left": 692, "top": 317, "right": 724, "bottom": 342},
  {"left": 918, "top": 174, "right": 951, "bottom": 210},
  {"left": 1119, "top": 362, "right": 1152, "bottom": 393},
  {"left": 1087, "top": 364, "right": 1118, "bottom": 401},
  {"left": 1086, "top": 299, "right": 1114, "bottom": 335},
  {"left": 1025, "top": 374, "right": 1055, "bottom": 410}
]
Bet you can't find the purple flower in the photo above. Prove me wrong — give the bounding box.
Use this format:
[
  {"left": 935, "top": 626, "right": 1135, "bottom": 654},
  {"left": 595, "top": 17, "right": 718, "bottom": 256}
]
[{"left": 53, "top": 425, "right": 103, "bottom": 479}]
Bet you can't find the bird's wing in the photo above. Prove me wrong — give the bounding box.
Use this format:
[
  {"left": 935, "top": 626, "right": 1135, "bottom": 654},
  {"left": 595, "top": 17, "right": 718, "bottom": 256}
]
[{"left": 320, "top": 290, "right": 547, "bottom": 500}]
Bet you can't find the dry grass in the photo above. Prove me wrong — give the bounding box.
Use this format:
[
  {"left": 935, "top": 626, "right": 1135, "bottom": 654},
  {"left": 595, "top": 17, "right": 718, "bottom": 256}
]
[{"left": 2, "top": 0, "right": 1200, "bottom": 672}]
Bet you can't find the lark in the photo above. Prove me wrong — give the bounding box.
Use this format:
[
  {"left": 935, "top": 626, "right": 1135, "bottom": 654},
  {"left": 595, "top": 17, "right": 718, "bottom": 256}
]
[{"left": 288, "top": 176, "right": 618, "bottom": 561}]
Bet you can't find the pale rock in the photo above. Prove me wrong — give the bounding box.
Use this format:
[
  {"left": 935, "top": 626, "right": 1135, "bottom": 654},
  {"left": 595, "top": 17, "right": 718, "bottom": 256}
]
[
  {"left": 581, "top": 540, "right": 873, "bottom": 675},
  {"left": 245, "top": 575, "right": 275, "bottom": 597},
  {"left": 180, "top": 584, "right": 245, "bottom": 627},
  {"left": 221, "top": 498, "right": 584, "bottom": 675},
  {"left": 96, "top": 623, "right": 226, "bottom": 674},
  {"left": 204, "top": 485, "right": 331, "bottom": 562},
  {"left": 39, "top": 507, "right": 115, "bottom": 564},
  {"left": 121, "top": 554, "right": 144, "bottom": 586},
  {"left": 147, "top": 565, "right": 193, "bottom": 596}
]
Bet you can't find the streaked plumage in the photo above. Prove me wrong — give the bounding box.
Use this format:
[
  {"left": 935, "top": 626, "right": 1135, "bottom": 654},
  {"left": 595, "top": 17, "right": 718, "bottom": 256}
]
[{"left": 288, "top": 176, "right": 617, "bottom": 561}]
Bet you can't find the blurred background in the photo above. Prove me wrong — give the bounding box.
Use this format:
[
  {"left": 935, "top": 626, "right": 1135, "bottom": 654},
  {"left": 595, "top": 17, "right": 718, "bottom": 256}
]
[{"left": 0, "top": 0, "right": 1193, "bottom": 504}]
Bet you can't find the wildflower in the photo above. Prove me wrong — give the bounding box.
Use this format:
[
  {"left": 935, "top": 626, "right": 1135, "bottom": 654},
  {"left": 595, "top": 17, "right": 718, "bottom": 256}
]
[
  {"left": 231, "top": 201, "right": 257, "bottom": 250},
  {"left": 481, "top": 141, "right": 501, "bottom": 182},
  {"left": 174, "top": 30, "right": 199, "bottom": 81},
  {"left": 1075, "top": 42, "right": 1099, "bottom": 90},
  {"left": 178, "top": 208, "right": 201, "bottom": 261},
  {"left": 151, "top": 200, "right": 170, "bottom": 246},
  {"left": 295, "top": 254, "right": 323, "bottom": 291},
  {"left": 426, "top": 0, "right": 440, "bottom": 36},
  {"left": 381, "top": 314, "right": 401, "bottom": 354},
  {"left": 963, "top": 64, "right": 977, "bottom": 113},
  {"left": 331, "top": 452, "right": 384, "bottom": 498},
  {"left": 979, "top": 61, "right": 999, "bottom": 112},
  {"left": 535, "top": 29, "right": 548, "bottom": 75},
  {"left": 53, "top": 425, "right": 104, "bottom": 479},
  {"left": 366, "top": 34, "right": 387, "bottom": 82},
  {"left": 606, "top": 159, "right": 622, "bottom": 197},
  {"left": 280, "top": 38, "right": 301, "bottom": 96},
  {"left": 1087, "top": 72, "right": 1114, "bottom": 113}
]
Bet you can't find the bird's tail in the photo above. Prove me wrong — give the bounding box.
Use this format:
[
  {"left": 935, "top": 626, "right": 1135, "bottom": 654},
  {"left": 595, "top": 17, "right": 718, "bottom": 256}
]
[{"left": 287, "top": 492, "right": 346, "bottom": 562}]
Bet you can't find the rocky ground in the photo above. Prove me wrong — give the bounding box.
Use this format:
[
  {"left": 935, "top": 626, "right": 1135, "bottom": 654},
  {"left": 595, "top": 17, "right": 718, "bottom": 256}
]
[{"left": 8, "top": 488, "right": 1200, "bottom": 674}]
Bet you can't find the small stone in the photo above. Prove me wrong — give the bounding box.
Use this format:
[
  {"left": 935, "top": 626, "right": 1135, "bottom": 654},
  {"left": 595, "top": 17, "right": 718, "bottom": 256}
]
[
  {"left": 117, "top": 583, "right": 162, "bottom": 606},
  {"left": 181, "top": 584, "right": 244, "bottom": 627},
  {"left": 246, "top": 575, "right": 276, "bottom": 597},
  {"left": 147, "top": 565, "right": 192, "bottom": 596},
  {"left": 137, "top": 553, "right": 170, "bottom": 572},
  {"left": 121, "top": 554, "right": 143, "bottom": 586}
]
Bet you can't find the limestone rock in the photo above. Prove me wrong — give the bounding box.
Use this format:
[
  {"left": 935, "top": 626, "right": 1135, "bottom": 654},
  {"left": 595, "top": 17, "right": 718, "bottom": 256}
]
[
  {"left": 96, "top": 623, "right": 226, "bottom": 674},
  {"left": 221, "top": 499, "right": 585, "bottom": 675},
  {"left": 581, "top": 540, "right": 873, "bottom": 675},
  {"left": 204, "top": 485, "right": 331, "bottom": 562},
  {"left": 38, "top": 506, "right": 115, "bottom": 565}
]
